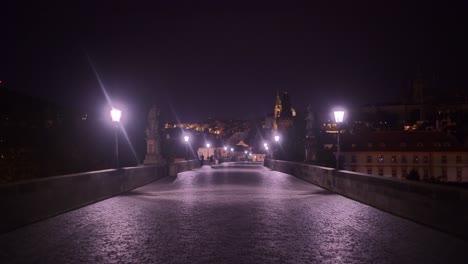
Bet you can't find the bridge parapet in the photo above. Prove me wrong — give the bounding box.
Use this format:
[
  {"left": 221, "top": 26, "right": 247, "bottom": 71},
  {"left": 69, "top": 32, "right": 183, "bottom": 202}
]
[
  {"left": 0, "top": 160, "right": 199, "bottom": 234},
  {"left": 264, "top": 159, "right": 468, "bottom": 240}
]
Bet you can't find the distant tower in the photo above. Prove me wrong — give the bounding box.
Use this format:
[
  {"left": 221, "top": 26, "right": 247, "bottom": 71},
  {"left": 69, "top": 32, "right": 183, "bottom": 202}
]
[
  {"left": 273, "top": 90, "right": 282, "bottom": 131},
  {"left": 281, "top": 92, "right": 293, "bottom": 118}
]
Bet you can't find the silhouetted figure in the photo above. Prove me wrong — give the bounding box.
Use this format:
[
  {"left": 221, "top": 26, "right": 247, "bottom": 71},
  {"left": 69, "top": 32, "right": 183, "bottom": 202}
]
[{"left": 200, "top": 154, "right": 204, "bottom": 166}]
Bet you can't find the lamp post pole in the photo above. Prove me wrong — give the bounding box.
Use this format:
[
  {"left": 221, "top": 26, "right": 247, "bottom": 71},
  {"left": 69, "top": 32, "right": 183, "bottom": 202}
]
[
  {"left": 274, "top": 135, "right": 280, "bottom": 159},
  {"left": 337, "top": 127, "right": 340, "bottom": 170},
  {"left": 115, "top": 125, "right": 119, "bottom": 167},
  {"left": 206, "top": 143, "right": 210, "bottom": 159},
  {"left": 334, "top": 110, "right": 344, "bottom": 170},
  {"left": 184, "top": 136, "right": 189, "bottom": 160},
  {"left": 110, "top": 108, "right": 122, "bottom": 168},
  {"left": 264, "top": 142, "right": 269, "bottom": 158}
]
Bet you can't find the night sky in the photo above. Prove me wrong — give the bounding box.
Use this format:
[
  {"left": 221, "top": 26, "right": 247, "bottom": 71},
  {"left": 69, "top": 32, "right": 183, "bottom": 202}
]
[{"left": 1, "top": 1, "right": 466, "bottom": 122}]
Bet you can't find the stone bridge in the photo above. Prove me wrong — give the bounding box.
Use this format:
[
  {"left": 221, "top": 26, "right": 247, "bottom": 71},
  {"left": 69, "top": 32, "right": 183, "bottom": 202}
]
[{"left": 1, "top": 162, "right": 467, "bottom": 263}]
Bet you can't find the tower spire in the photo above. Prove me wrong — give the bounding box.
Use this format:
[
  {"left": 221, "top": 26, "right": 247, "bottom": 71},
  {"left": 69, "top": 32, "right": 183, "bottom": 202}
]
[{"left": 273, "top": 90, "right": 282, "bottom": 131}]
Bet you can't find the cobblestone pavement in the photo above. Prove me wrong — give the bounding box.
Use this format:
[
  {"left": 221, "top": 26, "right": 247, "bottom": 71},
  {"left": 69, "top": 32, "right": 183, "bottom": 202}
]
[{"left": 1, "top": 163, "right": 467, "bottom": 263}]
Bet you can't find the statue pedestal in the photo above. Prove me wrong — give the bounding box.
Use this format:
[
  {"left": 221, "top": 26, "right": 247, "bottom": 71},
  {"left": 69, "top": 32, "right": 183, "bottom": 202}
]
[
  {"left": 143, "top": 138, "right": 165, "bottom": 165},
  {"left": 305, "top": 136, "right": 318, "bottom": 163},
  {"left": 143, "top": 154, "right": 165, "bottom": 165}
]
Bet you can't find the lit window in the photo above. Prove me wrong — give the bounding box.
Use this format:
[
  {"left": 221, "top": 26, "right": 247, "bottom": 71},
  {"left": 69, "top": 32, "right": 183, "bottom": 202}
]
[{"left": 378, "top": 155, "right": 384, "bottom": 163}]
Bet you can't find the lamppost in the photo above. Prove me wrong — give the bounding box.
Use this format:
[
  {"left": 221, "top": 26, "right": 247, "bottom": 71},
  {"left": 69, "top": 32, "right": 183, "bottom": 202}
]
[
  {"left": 206, "top": 143, "right": 210, "bottom": 158},
  {"left": 264, "top": 142, "right": 269, "bottom": 157},
  {"left": 224, "top": 146, "right": 227, "bottom": 158},
  {"left": 110, "top": 107, "right": 122, "bottom": 168},
  {"left": 274, "top": 135, "right": 280, "bottom": 159},
  {"left": 334, "top": 110, "right": 345, "bottom": 170},
  {"left": 184, "top": 135, "right": 190, "bottom": 160}
]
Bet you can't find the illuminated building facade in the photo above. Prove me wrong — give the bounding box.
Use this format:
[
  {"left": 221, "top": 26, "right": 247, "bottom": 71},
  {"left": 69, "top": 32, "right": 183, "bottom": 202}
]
[{"left": 340, "top": 131, "right": 468, "bottom": 182}]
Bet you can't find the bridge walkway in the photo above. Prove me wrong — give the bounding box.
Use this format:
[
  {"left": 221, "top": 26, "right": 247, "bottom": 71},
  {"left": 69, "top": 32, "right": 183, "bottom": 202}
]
[{"left": 0, "top": 163, "right": 467, "bottom": 263}]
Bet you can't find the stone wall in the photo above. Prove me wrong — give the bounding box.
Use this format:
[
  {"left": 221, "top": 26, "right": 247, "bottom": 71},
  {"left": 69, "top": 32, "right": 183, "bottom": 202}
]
[
  {"left": 169, "top": 160, "right": 200, "bottom": 176},
  {"left": 0, "top": 160, "right": 199, "bottom": 234},
  {"left": 264, "top": 159, "right": 468, "bottom": 240}
]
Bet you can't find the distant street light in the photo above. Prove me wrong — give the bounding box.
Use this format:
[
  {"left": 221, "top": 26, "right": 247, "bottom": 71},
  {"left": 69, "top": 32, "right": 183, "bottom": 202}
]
[
  {"left": 334, "top": 110, "right": 345, "bottom": 170},
  {"left": 274, "top": 135, "right": 280, "bottom": 159},
  {"left": 184, "top": 135, "right": 190, "bottom": 160},
  {"left": 110, "top": 107, "right": 122, "bottom": 168},
  {"left": 264, "top": 142, "right": 269, "bottom": 157},
  {"left": 224, "top": 146, "right": 227, "bottom": 158},
  {"left": 206, "top": 143, "right": 211, "bottom": 158}
]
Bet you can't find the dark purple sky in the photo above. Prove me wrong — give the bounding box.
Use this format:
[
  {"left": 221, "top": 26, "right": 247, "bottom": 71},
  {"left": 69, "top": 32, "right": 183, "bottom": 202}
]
[{"left": 1, "top": 1, "right": 466, "bottom": 122}]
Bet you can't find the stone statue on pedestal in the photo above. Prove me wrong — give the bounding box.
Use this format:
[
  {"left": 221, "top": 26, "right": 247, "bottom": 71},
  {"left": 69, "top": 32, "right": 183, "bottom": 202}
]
[
  {"left": 144, "top": 105, "right": 165, "bottom": 165},
  {"left": 305, "top": 104, "right": 318, "bottom": 162},
  {"left": 305, "top": 104, "right": 315, "bottom": 138}
]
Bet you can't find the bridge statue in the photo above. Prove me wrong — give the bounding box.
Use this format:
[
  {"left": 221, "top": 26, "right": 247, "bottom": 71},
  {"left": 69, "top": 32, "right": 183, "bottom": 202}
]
[
  {"left": 305, "top": 104, "right": 314, "bottom": 138},
  {"left": 144, "top": 105, "right": 165, "bottom": 165},
  {"left": 305, "top": 104, "right": 318, "bottom": 163}
]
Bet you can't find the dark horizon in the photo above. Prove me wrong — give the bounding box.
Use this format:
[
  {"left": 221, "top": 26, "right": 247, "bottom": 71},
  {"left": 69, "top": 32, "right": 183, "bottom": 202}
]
[{"left": 1, "top": 1, "right": 467, "bottom": 122}]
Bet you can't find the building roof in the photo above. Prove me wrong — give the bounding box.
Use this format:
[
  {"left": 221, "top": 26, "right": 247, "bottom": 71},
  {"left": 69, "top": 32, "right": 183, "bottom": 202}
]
[{"left": 340, "top": 131, "right": 466, "bottom": 152}]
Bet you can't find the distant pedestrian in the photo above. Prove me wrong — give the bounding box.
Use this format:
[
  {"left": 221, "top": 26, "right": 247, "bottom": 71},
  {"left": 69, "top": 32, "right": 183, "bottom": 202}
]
[{"left": 200, "top": 154, "right": 204, "bottom": 166}]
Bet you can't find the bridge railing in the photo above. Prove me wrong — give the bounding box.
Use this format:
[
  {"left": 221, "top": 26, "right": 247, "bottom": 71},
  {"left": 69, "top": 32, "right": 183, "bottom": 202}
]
[
  {"left": 0, "top": 159, "right": 200, "bottom": 234},
  {"left": 264, "top": 158, "right": 468, "bottom": 240}
]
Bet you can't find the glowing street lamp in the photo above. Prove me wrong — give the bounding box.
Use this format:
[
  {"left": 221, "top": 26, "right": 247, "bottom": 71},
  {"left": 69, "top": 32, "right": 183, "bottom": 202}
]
[
  {"left": 110, "top": 107, "right": 122, "bottom": 168},
  {"left": 184, "top": 135, "right": 190, "bottom": 160},
  {"left": 206, "top": 143, "right": 211, "bottom": 158},
  {"left": 264, "top": 142, "right": 269, "bottom": 157},
  {"left": 274, "top": 135, "right": 280, "bottom": 159},
  {"left": 334, "top": 110, "right": 345, "bottom": 169}
]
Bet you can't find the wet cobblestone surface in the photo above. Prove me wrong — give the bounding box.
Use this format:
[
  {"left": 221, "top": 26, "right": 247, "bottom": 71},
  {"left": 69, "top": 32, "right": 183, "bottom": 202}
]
[{"left": 1, "top": 164, "right": 467, "bottom": 263}]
